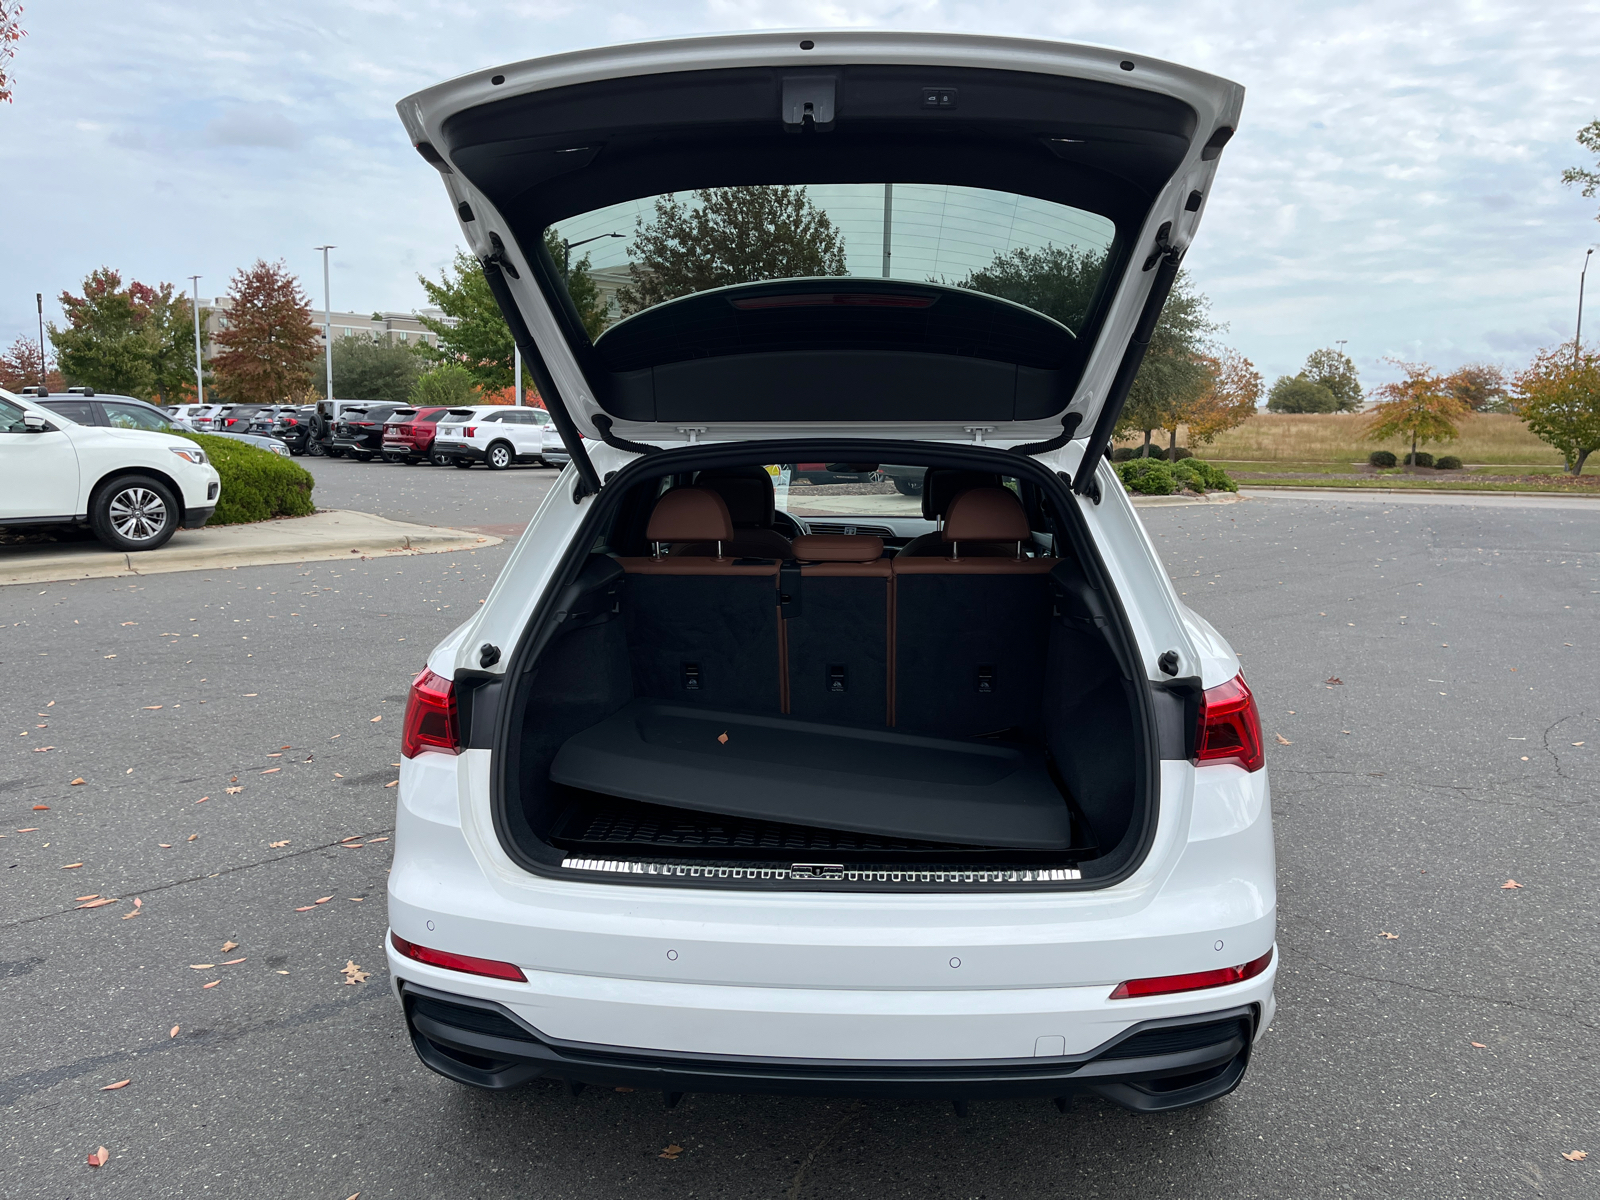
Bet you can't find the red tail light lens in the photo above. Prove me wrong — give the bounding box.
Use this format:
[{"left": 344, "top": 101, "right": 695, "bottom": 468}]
[
  {"left": 1109, "top": 948, "right": 1274, "bottom": 1000},
  {"left": 464, "top": 425, "right": 477, "bottom": 437},
  {"left": 1196, "top": 673, "right": 1264, "bottom": 772},
  {"left": 391, "top": 932, "right": 526, "bottom": 982},
  {"left": 401, "top": 668, "right": 460, "bottom": 758}
]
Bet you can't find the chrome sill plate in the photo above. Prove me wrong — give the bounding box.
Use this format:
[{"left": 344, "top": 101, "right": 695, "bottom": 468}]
[{"left": 561, "top": 857, "right": 1082, "bottom": 885}]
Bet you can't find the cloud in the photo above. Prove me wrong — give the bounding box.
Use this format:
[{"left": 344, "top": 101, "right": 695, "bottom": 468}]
[{"left": 205, "top": 105, "right": 303, "bottom": 149}]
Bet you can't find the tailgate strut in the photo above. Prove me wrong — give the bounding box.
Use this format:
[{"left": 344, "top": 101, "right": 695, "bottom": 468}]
[
  {"left": 479, "top": 258, "right": 604, "bottom": 499},
  {"left": 1073, "top": 232, "right": 1186, "bottom": 499}
]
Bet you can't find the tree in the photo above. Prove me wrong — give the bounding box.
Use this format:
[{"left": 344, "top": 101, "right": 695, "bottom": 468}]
[
  {"left": 1366, "top": 359, "right": 1468, "bottom": 462},
  {"left": 330, "top": 336, "right": 420, "bottom": 404},
  {"left": 617, "top": 185, "right": 847, "bottom": 315},
  {"left": 138, "top": 282, "right": 205, "bottom": 404},
  {"left": 1266, "top": 374, "right": 1340, "bottom": 413},
  {"left": 50, "top": 268, "right": 157, "bottom": 396},
  {"left": 1171, "top": 349, "right": 1263, "bottom": 446},
  {"left": 210, "top": 260, "right": 320, "bottom": 405},
  {"left": 1445, "top": 362, "right": 1510, "bottom": 412},
  {"left": 408, "top": 363, "right": 480, "bottom": 409},
  {"left": 1512, "top": 343, "right": 1600, "bottom": 474},
  {"left": 1302, "top": 347, "right": 1362, "bottom": 411},
  {"left": 1561, "top": 119, "right": 1600, "bottom": 220},
  {"left": 416, "top": 250, "right": 514, "bottom": 393},
  {"left": 0, "top": 334, "right": 62, "bottom": 392},
  {"left": 0, "top": 1, "right": 24, "bottom": 105},
  {"left": 957, "top": 244, "right": 1104, "bottom": 334},
  {"left": 1114, "top": 274, "right": 1217, "bottom": 454},
  {"left": 542, "top": 228, "right": 608, "bottom": 340}
]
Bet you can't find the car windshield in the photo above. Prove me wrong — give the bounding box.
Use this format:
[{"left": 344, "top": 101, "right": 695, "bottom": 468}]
[{"left": 546, "top": 182, "right": 1117, "bottom": 342}]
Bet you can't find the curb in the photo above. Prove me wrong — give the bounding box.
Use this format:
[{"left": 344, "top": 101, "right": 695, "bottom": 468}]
[
  {"left": 0, "top": 510, "right": 504, "bottom": 587},
  {"left": 1130, "top": 491, "right": 1247, "bottom": 507},
  {"left": 1238, "top": 485, "right": 1600, "bottom": 500}
]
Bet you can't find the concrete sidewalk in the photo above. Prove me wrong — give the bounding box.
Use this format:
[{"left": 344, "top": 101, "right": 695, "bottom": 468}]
[{"left": 0, "top": 509, "right": 504, "bottom": 587}]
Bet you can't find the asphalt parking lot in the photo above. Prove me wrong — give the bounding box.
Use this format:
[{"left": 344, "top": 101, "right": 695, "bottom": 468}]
[{"left": 3, "top": 477, "right": 1596, "bottom": 1199}]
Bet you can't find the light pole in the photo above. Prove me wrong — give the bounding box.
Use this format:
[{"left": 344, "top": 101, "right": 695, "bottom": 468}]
[
  {"left": 1578, "top": 248, "right": 1595, "bottom": 367},
  {"left": 35, "top": 292, "right": 45, "bottom": 390},
  {"left": 562, "top": 232, "right": 623, "bottom": 283},
  {"left": 314, "top": 245, "right": 335, "bottom": 400},
  {"left": 188, "top": 275, "right": 204, "bottom": 405}
]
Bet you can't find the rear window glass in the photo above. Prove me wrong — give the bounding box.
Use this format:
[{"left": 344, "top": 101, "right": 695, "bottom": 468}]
[
  {"left": 547, "top": 183, "right": 1116, "bottom": 341},
  {"left": 419, "top": 410, "right": 448, "bottom": 423}
]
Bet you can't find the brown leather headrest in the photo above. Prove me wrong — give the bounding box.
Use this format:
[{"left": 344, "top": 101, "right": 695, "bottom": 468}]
[
  {"left": 694, "top": 466, "right": 775, "bottom": 528},
  {"left": 944, "top": 487, "right": 1030, "bottom": 543},
  {"left": 791, "top": 534, "right": 884, "bottom": 562},
  {"left": 647, "top": 488, "right": 733, "bottom": 544}
]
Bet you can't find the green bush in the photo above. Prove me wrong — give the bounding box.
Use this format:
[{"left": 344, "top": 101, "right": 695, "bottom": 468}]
[
  {"left": 409, "top": 362, "right": 480, "bottom": 408},
  {"left": 1434, "top": 454, "right": 1463, "bottom": 470},
  {"left": 1116, "top": 457, "right": 1177, "bottom": 495},
  {"left": 179, "top": 433, "right": 315, "bottom": 524},
  {"left": 1404, "top": 451, "right": 1434, "bottom": 468},
  {"left": 1111, "top": 447, "right": 1139, "bottom": 462},
  {"left": 1169, "top": 446, "right": 1194, "bottom": 460},
  {"left": 1368, "top": 450, "right": 1397, "bottom": 468},
  {"left": 1171, "top": 457, "right": 1239, "bottom": 493}
]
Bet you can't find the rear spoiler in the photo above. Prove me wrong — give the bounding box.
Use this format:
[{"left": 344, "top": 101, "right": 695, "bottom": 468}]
[{"left": 479, "top": 259, "right": 603, "bottom": 499}]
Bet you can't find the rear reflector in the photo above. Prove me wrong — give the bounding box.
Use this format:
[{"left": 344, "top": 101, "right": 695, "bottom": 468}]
[
  {"left": 391, "top": 932, "right": 526, "bottom": 982},
  {"left": 401, "top": 668, "right": 460, "bottom": 758},
  {"left": 1196, "top": 673, "right": 1264, "bottom": 772},
  {"left": 1109, "top": 948, "right": 1273, "bottom": 1000}
]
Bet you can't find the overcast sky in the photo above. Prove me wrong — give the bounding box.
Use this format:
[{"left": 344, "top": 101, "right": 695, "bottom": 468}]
[{"left": 3, "top": 1, "right": 1598, "bottom": 390}]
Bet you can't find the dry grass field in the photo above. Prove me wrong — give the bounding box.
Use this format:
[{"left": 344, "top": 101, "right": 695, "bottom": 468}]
[{"left": 1117, "top": 413, "right": 1566, "bottom": 466}]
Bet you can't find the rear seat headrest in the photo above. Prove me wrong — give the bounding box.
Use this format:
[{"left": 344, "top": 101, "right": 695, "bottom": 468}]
[
  {"left": 791, "top": 534, "right": 884, "bottom": 562},
  {"left": 694, "top": 466, "right": 776, "bottom": 528},
  {"left": 922, "top": 468, "right": 1004, "bottom": 520},
  {"left": 943, "top": 487, "right": 1030, "bottom": 543},
  {"left": 647, "top": 488, "right": 734, "bottom": 544}
]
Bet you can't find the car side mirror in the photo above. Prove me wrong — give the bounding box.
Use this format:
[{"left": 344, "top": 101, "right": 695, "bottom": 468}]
[{"left": 23, "top": 414, "right": 49, "bottom": 432}]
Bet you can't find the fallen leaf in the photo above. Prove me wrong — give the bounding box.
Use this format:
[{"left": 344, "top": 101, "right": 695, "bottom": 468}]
[
  {"left": 189, "top": 963, "right": 215, "bottom": 969},
  {"left": 333, "top": 773, "right": 344, "bottom": 779},
  {"left": 1562, "top": 1151, "right": 1588, "bottom": 1162},
  {"left": 384, "top": 780, "right": 398, "bottom": 788},
  {"left": 62, "top": 862, "right": 84, "bottom": 869},
  {"left": 76, "top": 894, "right": 100, "bottom": 901},
  {"left": 1378, "top": 931, "right": 1398, "bottom": 940},
  {"left": 340, "top": 841, "right": 364, "bottom": 848},
  {"left": 1324, "top": 677, "right": 1343, "bottom": 685},
  {"left": 1274, "top": 733, "right": 1292, "bottom": 745},
  {"left": 70, "top": 777, "right": 86, "bottom": 785},
  {"left": 341, "top": 960, "right": 371, "bottom": 985},
  {"left": 76, "top": 898, "right": 118, "bottom": 909},
  {"left": 202, "top": 980, "right": 220, "bottom": 989},
  {"left": 315, "top": 896, "right": 333, "bottom": 904},
  {"left": 243, "top": 693, "right": 258, "bottom": 698},
  {"left": 269, "top": 840, "right": 290, "bottom": 848},
  {"left": 88, "top": 1147, "right": 109, "bottom": 1168},
  {"left": 659, "top": 1144, "right": 684, "bottom": 1159},
  {"left": 133, "top": 897, "right": 141, "bottom": 908},
  {"left": 121, "top": 621, "right": 136, "bottom": 626},
  {"left": 1470, "top": 1041, "right": 1487, "bottom": 1048},
  {"left": 1574, "top": 742, "right": 1586, "bottom": 747},
  {"left": 1501, "top": 879, "right": 1524, "bottom": 889},
  {"left": 260, "top": 768, "right": 280, "bottom": 775},
  {"left": 32, "top": 745, "right": 56, "bottom": 752},
  {"left": 717, "top": 731, "right": 729, "bottom": 744},
  {"left": 345, "top": 1193, "right": 360, "bottom": 1200},
  {"left": 266, "top": 753, "right": 283, "bottom": 758},
  {"left": 276, "top": 970, "right": 289, "bottom": 974},
  {"left": 281, "top": 745, "right": 291, "bottom": 750},
  {"left": 196, "top": 796, "right": 208, "bottom": 804},
  {"left": 221, "top": 940, "right": 238, "bottom": 952},
  {"left": 121, "top": 909, "right": 140, "bottom": 919},
  {"left": 367, "top": 837, "right": 389, "bottom": 843},
  {"left": 158, "top": 843, "right": 172, "bottom": 848},
  {"left": 187, "top": 833, "right": 198, "bottom": 841},
  {"left": 100, "top": 1079, "right": 131, "bottom": 1091},
  {"left": 32, "top": 804, "right": 49, "bottom": 811},
  {"left": 348, "top": 897, "right": 363, "bottom": 902},
  {"left": 340, "top": 835, "right": 362, "bottom": 842},
  {"left": 16, "top": 828, "right": 38, "bottom": 832},
  {"left": 221, "top": 957, "right": 246, "bottom": 965},
  {"left": 370, "top": 715, "right": 382, "bottom": 723},
  {"left": 295, "top": 906, "right": 316, "bottom": 912},
  {"left": 143, "top": 705, "right": 162, "bottom": 710},
  {"left": 170, "top": 1025, "right": 179, "bottom": 1038},
  {"left": 225, "top": 786, "right": 242, "bottom": 795}
]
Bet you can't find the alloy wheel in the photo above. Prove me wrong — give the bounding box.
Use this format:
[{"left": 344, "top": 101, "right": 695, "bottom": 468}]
[{"left": 108, "top": 487, "right": 169, "bottom": 543}]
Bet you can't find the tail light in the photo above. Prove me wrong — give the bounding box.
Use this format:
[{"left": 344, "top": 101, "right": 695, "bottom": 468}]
[
  {"left": 1109, "top": 948, "right": 1273, "bottom": 999},
  {"left": 464, "top": 426, "right": 477, "bottom": 437},
  {"left": 391, "top": 932, "right": 526, "bottom": 982},
  {"left": 1196, "top": 673, "right": 1264, "bottom": 772},
  {"left": 284, "top": 417, "right": 298, "bottom": 426},
  {"left": 401, "top": 668, "right": 460, "bottom": 758}
]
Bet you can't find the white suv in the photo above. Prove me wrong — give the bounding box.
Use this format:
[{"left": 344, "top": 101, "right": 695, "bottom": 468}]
[
  {"left": 388, "top": 33, "right": 1273, "bottom": 1114},
  {"left": 432, "top": 405, "right": 567, "bottom": 470},
  {"left": 0, "top": 389, "right": 222, "bottom": 550}
]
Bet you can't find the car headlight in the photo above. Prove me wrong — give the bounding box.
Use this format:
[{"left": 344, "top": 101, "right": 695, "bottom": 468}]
[
  {"left": 273, "top": 443, "right": 290, "bottom": 456},
  {"left": 171, "top": 446, "right": 208, "bottom": 465}
]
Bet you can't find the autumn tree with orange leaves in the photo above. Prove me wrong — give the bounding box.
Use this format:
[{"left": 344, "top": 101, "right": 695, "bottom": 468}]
[
  {"left": 1365, "top": 359, "right": 1469, "bottom": 463},
  {"left": 0, "top": 335, "right": 61, "bottom": 392},
  {"left": 1513, "top": 343, "right": 1600, "bottom": 474},
  {"left": 0, "top": 2, "right": 25, "bottom": 105},
  {"left": 1161, "top": 348, "right": 1262, "bottom": 450},
  {"left": 210, "top": 260, "right": 321, "bottom": 405}
]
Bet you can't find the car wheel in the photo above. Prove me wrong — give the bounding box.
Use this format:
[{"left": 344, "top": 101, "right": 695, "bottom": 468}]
[
  {"left": 891, "top": 477, "right": 924, "bottom": 496},
  {"left": 486, "top": 442, "right": 513, "bottom": 471},
  {"left": 431, "top": 452, "right": 450, "bottom": 466},
  {"left": 307, "top": 440, "right": 325, "bottom": 457},
  {"left": 453, "top": 459, "right": 475, "bottom": 469},
  {"left": 91, "top": 475, "right": 180, "bottom": 552}
]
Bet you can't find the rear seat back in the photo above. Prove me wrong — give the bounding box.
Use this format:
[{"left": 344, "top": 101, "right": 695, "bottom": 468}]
[
  {"left": 891, "top": 488, "right": 1054, "bottom": 737},
  {"left": 616, "top": 488, "right": 782, "bottom": 713},
  {"left": 781, "top": 535, "right": 891, "bottom": 726}
]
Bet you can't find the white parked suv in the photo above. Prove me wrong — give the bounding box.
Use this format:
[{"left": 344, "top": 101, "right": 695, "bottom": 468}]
[
  {"left": 431, "top": 405, "right": 568, "bottom": 470},
  {"left": 0, "top": 389, "right": 222, "bottom": 550},
  {"left": 388, "top": 32, "right": 1274, "bottom": 1115}
]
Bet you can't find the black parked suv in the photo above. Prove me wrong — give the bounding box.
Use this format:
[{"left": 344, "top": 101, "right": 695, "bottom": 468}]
[
  {"left": 331, "top": 403, "right": 402, "bottom": 461},
  {"left": 270, "top": 405, "right": 316, "bottom": 455}
]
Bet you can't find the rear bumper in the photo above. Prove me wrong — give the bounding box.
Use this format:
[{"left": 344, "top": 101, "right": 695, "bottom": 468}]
[
  {"left": 432, "top": 440, "right": 487, "bottom": 462},
  {"left": 331, "top": 437, "right": 381, "bottom": 454},
  {"left": 399, "top": 980, "right": 1257, "bottom": 1110}
]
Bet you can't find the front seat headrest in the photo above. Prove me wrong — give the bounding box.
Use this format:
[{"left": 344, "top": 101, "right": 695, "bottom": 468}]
[
  {"left": 922, "top": 468, "right": 1004, "bottom": 520},
  {"left": 693, "top": 466, "right": 776, "bottom": 528},
  {"left": 647, "top": 488, "right": 734, "bottom": 544},
  {"left": 944, "top": 487, "right": 1030, "bottom": 544}
]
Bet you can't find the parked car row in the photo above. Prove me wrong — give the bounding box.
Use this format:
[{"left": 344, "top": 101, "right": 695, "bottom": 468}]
[
  {"left": 12, "top": 389, "right": 293, "bottom": 456},
  {"left": 305, "top": 401, "right": 570, "bottom": 469}
]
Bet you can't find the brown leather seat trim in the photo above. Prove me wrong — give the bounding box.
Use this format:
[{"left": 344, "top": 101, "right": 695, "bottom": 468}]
[
  {"left": 890, "top": 555, "right": 1055, "bottom": 575},
  {"left": 799, "top": 560, "right": 892, "bottom": 578},
  {"left": 616, "top": 557, "right": 782, "bottom": 577},
  {"left": 791, "top": 533, "right": 884, "bottom": 562}
]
